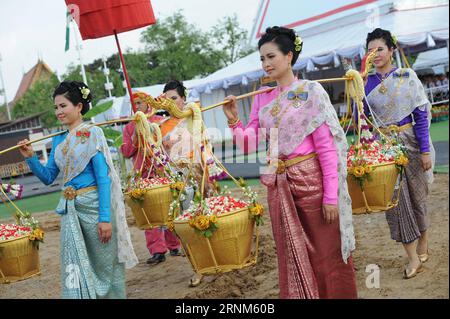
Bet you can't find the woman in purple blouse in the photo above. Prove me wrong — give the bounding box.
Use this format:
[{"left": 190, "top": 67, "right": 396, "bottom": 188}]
[{"left": 364, "top": 28, "right": 435, "bottom": 280}]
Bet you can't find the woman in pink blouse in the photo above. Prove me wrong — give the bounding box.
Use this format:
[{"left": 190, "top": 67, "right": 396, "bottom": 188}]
[
  {"left": 222, "top": 26, "right": 357, "bottom": 299},
  {"left": 120, "top": 92, "right": 181, "bottom": 265}
]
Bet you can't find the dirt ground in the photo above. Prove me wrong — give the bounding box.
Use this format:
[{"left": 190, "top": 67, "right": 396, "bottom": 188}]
[{"left": 0, "top": 174, "right": 448, "bottom": 299}]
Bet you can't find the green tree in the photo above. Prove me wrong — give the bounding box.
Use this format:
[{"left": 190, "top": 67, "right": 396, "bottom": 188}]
[
  {"left": 62, "top": 62, "right": 125, "bottom": 106},
  {"left": 12, "top": 76, "right": 60, "bottom": 128},
  {"left": 140, "top": 11, "right": 225, "bottom": 83},
  {"left": 210, "top": 14, "right": 256, "bottom": 65}
]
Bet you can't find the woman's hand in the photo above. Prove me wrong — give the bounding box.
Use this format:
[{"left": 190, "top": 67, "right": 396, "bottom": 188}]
[
  {"left": 97, "top": 222, "right": 112, "bottom": 244},
  {"left": 421, "top": 153, "right": 432, "bottom": 171},
  {"left": 223, "top": 95, "right": 239, "bottom": 122},
  {"left": 322, "top": 204, "right": 339, "bottom": 224},
  {"left": 17, "top": 139, "right": 34, "bottom": 158}
]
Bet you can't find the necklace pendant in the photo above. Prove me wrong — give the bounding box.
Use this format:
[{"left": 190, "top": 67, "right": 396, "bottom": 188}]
[
  {"left": 270, "top": 104, "right": 280, "bottom": 116},
  {"left": 378, "top": 84, "right": 388, "bottom": 94},
  {"left": 292, "top": 99, "right": 301, "bottom": 108}
]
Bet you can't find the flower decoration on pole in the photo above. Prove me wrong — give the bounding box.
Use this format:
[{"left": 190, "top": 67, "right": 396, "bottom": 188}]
[{"left": 1, "top": 183, "right": 24, "bottom": 199}]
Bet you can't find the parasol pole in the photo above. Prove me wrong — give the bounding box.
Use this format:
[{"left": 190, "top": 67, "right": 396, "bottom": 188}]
[{"left": 114, "top": 29, "right": 136, "bottom": 114}]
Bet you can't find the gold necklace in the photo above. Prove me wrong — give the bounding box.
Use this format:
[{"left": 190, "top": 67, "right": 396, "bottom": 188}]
[
  {"left": 375, "top": 69, "right": 394, "bottom": 94},
  {"left": 272, "top": 81, "right": 308, "bottom": 128}
]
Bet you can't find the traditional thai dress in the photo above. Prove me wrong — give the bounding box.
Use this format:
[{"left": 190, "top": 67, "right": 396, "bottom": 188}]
[
  {"left": 230, "top": 79, "right": 357, "bottom": 299},
  {"left": 161, "top": 119, "right": 204, "bottom": 184},
  {"left": 365, "top": 68, "right": 435, "bottom": 243},
  {"left": 26, "top": 123, "right": 138, "bottom": 299},
  {"left": 120, "top": 115, "right": 181, "bottom": 257}
]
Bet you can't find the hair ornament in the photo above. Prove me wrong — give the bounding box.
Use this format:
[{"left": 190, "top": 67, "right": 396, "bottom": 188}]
[
  {"left": 294, "top": 35, "right": 303, "bottom": 52},
  {"left": 79, "top": 87, "right": 90, "bottom": 100}
]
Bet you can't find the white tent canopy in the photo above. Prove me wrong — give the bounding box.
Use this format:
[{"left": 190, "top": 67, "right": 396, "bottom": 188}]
[
  {"left": 413, "top": 47, "right": 449, "bottom": 72},
  {"left": 188, "top": 2, "right": 449, "bottom": 97}
]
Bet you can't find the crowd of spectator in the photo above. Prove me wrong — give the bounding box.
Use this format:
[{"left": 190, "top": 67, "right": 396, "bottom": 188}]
[{"left": 420, "top": 73, "right": 449, "bottom": 104}]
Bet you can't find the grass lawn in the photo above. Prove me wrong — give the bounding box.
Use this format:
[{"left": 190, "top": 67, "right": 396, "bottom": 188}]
[
  {"left": 434, "top": 165, "right": 449, "bottom": 174},
  {"left": 218, "top": 178, "right": 260, "bottom": 188},
  {"left": 430, "top": 120, "right": 449, "bottom": 142},
  {"left": 0, "top": 192, "right": 61, "bottom": 220}
]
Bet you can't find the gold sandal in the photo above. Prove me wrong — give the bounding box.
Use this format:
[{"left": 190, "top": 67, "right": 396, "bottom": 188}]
[
  {"left": 189, "top": 274, "right": 203, "bottom": 287},
  {"left": 418, "top": 252, "right": 429, "bottom": 263},
  {"left": 403, "top": 262, "right": 424, "bottom": 279}
]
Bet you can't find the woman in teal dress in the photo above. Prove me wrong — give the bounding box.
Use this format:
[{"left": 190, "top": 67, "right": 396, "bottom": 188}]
[{"left": 18, "top": 81, "right": 138, "bottom": 298}]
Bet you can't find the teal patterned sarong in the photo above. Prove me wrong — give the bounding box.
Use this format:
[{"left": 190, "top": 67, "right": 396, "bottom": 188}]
[{"left": 59, "top": 190, "right": 126, "bottom": 299}]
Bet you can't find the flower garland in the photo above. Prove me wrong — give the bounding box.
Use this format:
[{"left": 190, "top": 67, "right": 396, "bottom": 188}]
[
  {"left": 205, "top": 155, "right": 227, "bottom": 182},
  {"left": 1, "top": 183, "right": 24, "bottom": 199}
]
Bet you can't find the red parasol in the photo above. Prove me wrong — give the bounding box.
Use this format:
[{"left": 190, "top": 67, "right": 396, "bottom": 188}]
[{"left": 65, "top": 0, "right": 156, "bottom": 113}]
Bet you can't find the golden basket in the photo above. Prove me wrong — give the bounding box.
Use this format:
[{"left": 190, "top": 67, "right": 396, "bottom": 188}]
[
  {"left": 0, "top": 235, "right": 40, "bottom": 284},
  {"left": 173, "top": 206, "right": 258, "bottom": 275},
  {"left": 124, "top": 184, "right": 173, "bottom": 229},
  {"left": 347, "top": 162, "right": 400, "bottom": 214}
]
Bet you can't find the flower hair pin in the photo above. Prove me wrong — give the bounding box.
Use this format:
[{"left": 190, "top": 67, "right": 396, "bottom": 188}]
[
  {"left": 294, "top": 35, "right": 303, "bottom": 52},
  {"left": 79, "top": 87, "right": 90, "bottom": 100},
  {"left": 392, "top": 35, "right": 398, "bottom": 46}
]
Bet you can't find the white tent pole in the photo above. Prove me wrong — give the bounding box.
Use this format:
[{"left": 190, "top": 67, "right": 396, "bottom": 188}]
[
  {"left": 447, "top": 39, "right": 449, "bottom": 57},
  {"left": 248, "top": 0, "right": 265, "bottom": 46},
  {"left": 395, "top": 49, "right": 403, "bottom": 68},
  {"left": 71, "top": 20, "right": 88, "bottom": 86},
  {"left": 0, "top": 53, "right": 10, "bottom": 121}
]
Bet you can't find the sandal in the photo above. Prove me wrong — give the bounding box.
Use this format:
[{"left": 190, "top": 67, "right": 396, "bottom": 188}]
[
  {"left": 418, "top": 251, "right": 429, "bottom": 263},
  {"left": 403, "top": 262, "right": 424, "bottom": 279},
  {"left": 189, "top": 274, "right": 203, "bottom": 287}
]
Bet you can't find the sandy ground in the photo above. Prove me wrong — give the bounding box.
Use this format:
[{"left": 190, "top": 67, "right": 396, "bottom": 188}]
[{"left": 0, "top": 174, "right": 448, "bottom": 299}]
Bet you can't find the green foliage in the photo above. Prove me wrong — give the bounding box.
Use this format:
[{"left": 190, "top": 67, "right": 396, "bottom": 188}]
[
  {"left": 140, "top": 11, "right": 225, "bottom": 83},
  {"left": 62, "top": 63, "right": 125, "bottom": 106},
  {"left": 210, "top": 14, "right": 256, "bottom": 65},
  {"left": 12, "top": 76, "right": 60, "bottom": 128},
  {"left": 101, "top": 127, "right": 123, "bottom": 148},
  {"left": 83, "top": 100, "right": 114, "bottom": 119}
]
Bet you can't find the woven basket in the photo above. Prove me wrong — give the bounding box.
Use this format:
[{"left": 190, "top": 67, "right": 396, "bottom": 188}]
[
  {"left": 174, "top": 206, "right": 257, "bottom": 275},
  {"left": 347, "top": 162, "right": 399, "bottom": 214},
  {"left": 125, "top": 184, "right": 173, "bottom": 229},
  {"left": 0, "top": 235, "right": 40, "bottom": 284}
]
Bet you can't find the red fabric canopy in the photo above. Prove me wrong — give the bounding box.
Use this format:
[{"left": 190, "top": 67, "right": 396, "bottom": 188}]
[{"left": 65, "top": 0, "right": 156, "bottom": 40}]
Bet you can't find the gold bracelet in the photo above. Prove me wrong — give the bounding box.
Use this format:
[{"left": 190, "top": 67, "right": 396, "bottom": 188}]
[
  {"left": 421, "top": 152, "right": 430, "bottom": 155},
  {"left": 227, "top": 117, "right": 240, "bottom": 126}
]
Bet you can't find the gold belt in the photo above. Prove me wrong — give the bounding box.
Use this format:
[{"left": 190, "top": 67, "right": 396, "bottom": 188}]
[
  {"left": 379, "top": 123, "right": 413, "bottom": 134},
  {"left": 63, "top": 186, "right": 97, "bottom": 200},
  {"left": 270, "top": 153, "right": 317, "bottom": 174}
]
